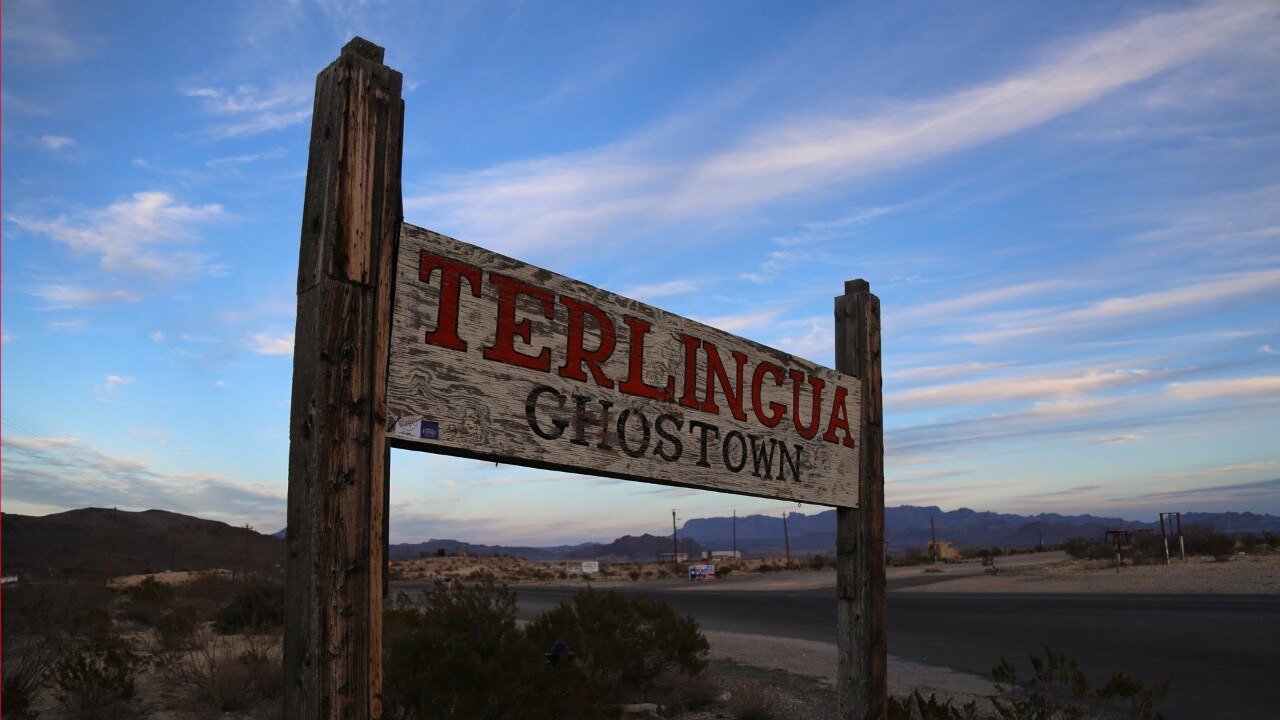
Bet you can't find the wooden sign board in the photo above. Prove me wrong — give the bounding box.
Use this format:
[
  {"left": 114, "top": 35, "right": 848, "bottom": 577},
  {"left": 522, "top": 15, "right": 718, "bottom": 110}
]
[{"left": 386, "top": 223, "right": 861, "bottom": 507}]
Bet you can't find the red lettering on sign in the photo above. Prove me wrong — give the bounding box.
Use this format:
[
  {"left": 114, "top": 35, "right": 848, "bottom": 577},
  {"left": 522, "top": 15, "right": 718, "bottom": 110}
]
[
  {"left": 700, "top": 341, "right": 748, "bottom": 421},
  {"left": 419, "top": 251, "right": 482, "bottom": 351},
  {"left": 678, "top": 334, "right": 702, "bottom": 411},
  {"left": 822, "top": 385, "right": 857, "bottom": 448},
  {"left": 558, "top": 296, "right": 616, "bottom": 388},
  {"left": 751, "top": 361, "right": 787, "bottom": 427},
  {"left": 619, "top": 315, "right": 674, "bottom": 400},
  {"left": 791, "top": 370, "right": 825, "bottom": 440},
  {"left": 483, "top": 273, "right": 554, "bottom": 372}
]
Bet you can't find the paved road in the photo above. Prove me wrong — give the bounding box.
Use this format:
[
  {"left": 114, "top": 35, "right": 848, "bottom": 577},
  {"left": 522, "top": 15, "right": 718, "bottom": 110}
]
[{"left": 509, "top": 585, "right": 1278, "bottom": 720}]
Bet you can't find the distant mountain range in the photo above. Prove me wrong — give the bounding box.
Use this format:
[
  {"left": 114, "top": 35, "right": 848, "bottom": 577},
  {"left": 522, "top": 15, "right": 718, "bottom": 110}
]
[
  {"left": 682, "top": 507, "right": 1280, "bottom": 557},
  {"left": 2, "top": 507, "right": 286, "bottom": 579},
  {"left": 5, "top": 506, "right": 1276, "bottom": 575}
]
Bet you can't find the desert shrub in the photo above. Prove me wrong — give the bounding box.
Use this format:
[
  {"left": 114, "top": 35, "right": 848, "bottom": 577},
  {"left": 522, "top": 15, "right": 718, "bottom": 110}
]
[
  {"left": 171, "top": 571, "right": 242, "bottom": 621},
  {"left": 3, "top": 580, "right": 113, "bottom": 640},
  {"left": 3, "top": 634, "right": 61, "bottom": 719},
  {"left": 383, "top": 578, "right": 597, "bottom": 719},
  {"left": 651, "top": 670, "right": 721, "bottom": 712},
  {"left": 888, "top": 690, "right": 979, "bottom": 720},
  {"left": 524, "top": 588, "right": 709, "bottom": 702},
  {"left": 727, "top": 679, "right": 777, "bottom": 720},
  {"left": 150, "top": 626, "right": 283, "bottom": 713},
  {"left": 1182, "top": 524, "right": 1235, "bottom": 558},
  {"left": 51, "top": 633, "right": 148, "bottom": 720},
  {"left": 123, "top": 575, "right": 171, "bottom": 605},
  {"left": 212, "top": 582, "right": 285, "bottom": 634},
  {"left": 154, "top": 604, "right": 200, "bottom": 650},
  {"left": 121, "top": 576, "right": 175, "bottom": 628},
  {"left": 810, "top": 554, "right": 829, "bottom": 570},
  {"left": 629, "top": 570, "right": 642, "bottom": 581},
  {"left": 714, "top": 565, "right": 733, "bottom": 578},
  {"left": 1059, "top": 537, "right": 1113, "bottom": 560},
  {"left": 990, "top": 646, "right": 1169, "bottom": 720}
]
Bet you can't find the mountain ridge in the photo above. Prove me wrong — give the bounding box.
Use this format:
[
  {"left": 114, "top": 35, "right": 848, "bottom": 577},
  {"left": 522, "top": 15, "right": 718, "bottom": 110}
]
[{"left": 5, "top": 506, "right": 1275, "bottom": 573}]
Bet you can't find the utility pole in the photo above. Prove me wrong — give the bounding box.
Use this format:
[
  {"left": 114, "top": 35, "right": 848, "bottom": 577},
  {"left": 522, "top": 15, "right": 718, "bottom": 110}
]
[
  {"left": 242, "top": 524, "right": 252, "bottom": 582},
  {"left": 929, "top": 515, "right": 937, "bottom": 563},
  {"left": 104, "top": 506, "right": 118, "bottom": 586},
  {"left": 783, "top": 512, "right": 791, "bottom": 567},
  {"left": 672, "top": 509, "right": 679, "bottom": 561}
]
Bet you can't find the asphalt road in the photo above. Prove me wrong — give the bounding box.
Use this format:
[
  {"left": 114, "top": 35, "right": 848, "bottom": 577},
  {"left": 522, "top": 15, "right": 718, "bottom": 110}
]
[{"left": 509, "top": 584, "right": 1279, "bottom": 720}]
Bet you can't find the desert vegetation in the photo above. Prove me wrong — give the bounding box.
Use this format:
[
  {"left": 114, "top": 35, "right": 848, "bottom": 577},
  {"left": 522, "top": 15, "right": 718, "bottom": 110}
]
[
  {"left": 2, "top": 570, "right": 286, "bottom": 720},
  {"left": 1059, "top": 526, "right": 1278, "bottom": 566}
]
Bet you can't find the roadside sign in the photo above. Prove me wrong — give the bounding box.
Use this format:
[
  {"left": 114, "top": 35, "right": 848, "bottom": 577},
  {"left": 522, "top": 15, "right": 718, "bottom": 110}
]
[
  {"left": 387, "top": 225, "right": 862, "bottom": 507},
  {"left": 689, "top": 564, "right": 716, "bottom": 580}
]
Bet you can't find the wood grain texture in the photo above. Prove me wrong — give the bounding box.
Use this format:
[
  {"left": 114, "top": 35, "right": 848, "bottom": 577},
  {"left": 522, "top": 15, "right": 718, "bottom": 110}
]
[
  {"left": 285, "top": 37, "right": 402, "bottom": 720},
  {"left": 835, "top": 281, "right": 886, "bottom": 720},
  {"left": 387, "top": 225, "right": 862, "bottom": 507}
]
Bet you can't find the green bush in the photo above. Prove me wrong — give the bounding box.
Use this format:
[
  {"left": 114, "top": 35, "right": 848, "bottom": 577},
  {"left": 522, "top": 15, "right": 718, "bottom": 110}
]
[
  {"left": 888, "top": 690, "right": 978, "bottom": 720},
  {"left": 383, "top": 580, "right": 598, "bottom": 719},
  {"left": 524, "top": 588, "right": 709, "bottom": 702},
  {"left": 990, "top": 646, "right": 1169, "bottom": 720},
  {"left": 212, "top": 582, "right": 284, "bottom": 634}
]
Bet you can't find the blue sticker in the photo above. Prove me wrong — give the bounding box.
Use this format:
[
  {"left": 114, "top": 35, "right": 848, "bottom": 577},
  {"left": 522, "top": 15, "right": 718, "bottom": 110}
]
[{"left": 420, "top": 421, "right": 439, "bottom": 440}]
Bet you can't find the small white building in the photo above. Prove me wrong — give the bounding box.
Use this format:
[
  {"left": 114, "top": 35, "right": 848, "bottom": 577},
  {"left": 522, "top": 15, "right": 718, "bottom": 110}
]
[{"left": 703, "top": 550, "right": 741, "bottom": 560}]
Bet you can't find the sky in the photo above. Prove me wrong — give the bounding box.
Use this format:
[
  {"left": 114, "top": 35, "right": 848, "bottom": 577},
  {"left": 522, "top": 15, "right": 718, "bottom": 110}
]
[{"left": 2, "top": 1, "right": 1278, "bottom": 546}]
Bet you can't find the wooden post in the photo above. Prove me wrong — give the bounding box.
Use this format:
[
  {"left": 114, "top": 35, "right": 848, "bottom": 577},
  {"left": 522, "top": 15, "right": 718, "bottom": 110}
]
[
  {"left": 835, "top": 279, "right": 886, "bottom": 719},
  {"left": 285, "top": 37, "right": 403, "bottom": 720}
]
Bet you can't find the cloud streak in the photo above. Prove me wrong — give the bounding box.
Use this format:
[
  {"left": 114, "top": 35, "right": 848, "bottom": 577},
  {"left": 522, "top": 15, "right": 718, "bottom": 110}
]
[{"left": 406, "top": 1, "right": 1275, "bottom": 254}]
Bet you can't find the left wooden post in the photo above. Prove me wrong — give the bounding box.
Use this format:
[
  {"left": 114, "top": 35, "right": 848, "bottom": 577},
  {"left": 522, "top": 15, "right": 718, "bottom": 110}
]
[{"left": 285, "top": 37, "right": 403, "bottom": 720}]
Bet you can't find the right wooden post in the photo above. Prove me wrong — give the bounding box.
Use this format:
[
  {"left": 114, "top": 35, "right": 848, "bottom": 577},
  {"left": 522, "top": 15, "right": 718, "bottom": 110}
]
[{"left": 835, "top": 279, "right": 887, "bottom": 719}]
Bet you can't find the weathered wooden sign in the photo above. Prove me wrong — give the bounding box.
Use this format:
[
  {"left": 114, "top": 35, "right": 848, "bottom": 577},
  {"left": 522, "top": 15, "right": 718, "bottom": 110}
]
[{"left": 386, "top": 223, "right": 862, "bottom": 507}]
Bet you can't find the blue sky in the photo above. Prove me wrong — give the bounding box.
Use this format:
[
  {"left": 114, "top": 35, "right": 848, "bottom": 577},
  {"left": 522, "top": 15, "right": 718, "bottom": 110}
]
[{"left": 3, "top": 1, "right": 1278, "bottom": 545}]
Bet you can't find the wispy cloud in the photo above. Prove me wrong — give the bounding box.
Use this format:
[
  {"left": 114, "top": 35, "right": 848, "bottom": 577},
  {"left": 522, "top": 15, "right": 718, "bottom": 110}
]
[
  {"left": 890, "top": 366, "right": 1164, "bottom": 410},
  {"left": 11, "top": 191, "right": 226, "bottom": 307},
  {"left": 0, "top": 435, "right": 284, "bottom": 527},
  {"left": 1165, "top": 375, "right": 1280, "bottom": 401},
  {"left": 94, "top": 374, "right": 135, "bottom": 402},
  {"left": 621, "top": 279, "right": 700, "bottom": 301},
  {"left": 771, "top": 206, "right": 901, "bottom": 247},
  {"left": 35, "top": 134, "right": 76, "bottom": 151},
  {"left": 954, "top": 268, "right": 1280, "bottom": 345},
  {"left": 1094, "top": 434, "right": 1143, "bottom": 446},
  {"left": 206, "top": 147, "right": 288, "bottom": 168},
  {"left": 184, "top": 83, "right": 312, "bottom": 139},
  {"left": 407, "top": 1, "right": 1276, "bottom": 253},
  {"left": 1, "top": 1, "right": 94, "bottom": 64},
  {"left": 248, "top": 330, "right": 294, "bottom": 356}
]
